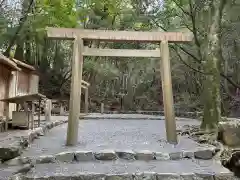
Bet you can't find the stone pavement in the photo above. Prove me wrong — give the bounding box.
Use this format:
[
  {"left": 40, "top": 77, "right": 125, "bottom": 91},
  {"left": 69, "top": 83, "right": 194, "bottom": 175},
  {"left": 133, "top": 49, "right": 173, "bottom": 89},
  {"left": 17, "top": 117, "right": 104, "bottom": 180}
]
[
  {"left": 0, "top": 114, "right": 237, "bottom": 179},
  {"left": 14, "top": 160, "right": 234, "bottom": 180}
]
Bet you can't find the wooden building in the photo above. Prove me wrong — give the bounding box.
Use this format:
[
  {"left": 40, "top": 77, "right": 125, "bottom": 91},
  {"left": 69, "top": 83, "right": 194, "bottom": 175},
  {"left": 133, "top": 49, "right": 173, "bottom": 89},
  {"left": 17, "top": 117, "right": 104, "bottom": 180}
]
[
  {"left": 12, "top": 58, "right": 39, "bottom": 96},
  {"left": 0, "top": 54, "right": 42, "bottom": 130},
  {"left": 0, "top": 54, "right": 20, "bottom": 119}
]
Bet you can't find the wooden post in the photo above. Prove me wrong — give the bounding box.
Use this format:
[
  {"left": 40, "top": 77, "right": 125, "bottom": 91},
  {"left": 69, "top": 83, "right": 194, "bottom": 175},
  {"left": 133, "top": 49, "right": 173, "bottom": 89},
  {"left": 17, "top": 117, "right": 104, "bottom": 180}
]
[
  {"left": 32, "top": 102, "right": 35, "bottom": 113},
  {"left": 84, "top": 88, "right": 89, "bottom": 114},
  {"left": 31, "top": 102, "right": 35, "bottom": 130},
  {"left": 4, "top": 102, "right": 9, "bottom": 131},
  {"left": 101, "top": 103, "right": 104, "bottom": 114},
  {"left": 38, "top": 100, "right": 41, "bottom": 127},
  {"left": 66, "top": 37, "right": 83, "bottom": 146},
  {"left": 60, "top": 102, "right": 65, "bottom": 115},
  {"left": 160, "top": 41, "right": 177, "bottom": 144},
  {"left": 45, "top": 99, "right": 52, "bottom": 121}
]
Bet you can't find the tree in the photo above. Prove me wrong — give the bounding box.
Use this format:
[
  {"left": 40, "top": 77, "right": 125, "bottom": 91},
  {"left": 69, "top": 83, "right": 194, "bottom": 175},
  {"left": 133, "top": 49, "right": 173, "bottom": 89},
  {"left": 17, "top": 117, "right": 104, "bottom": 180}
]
[{"left": 201, "top": 0, "right": 227, "bottom": 129}]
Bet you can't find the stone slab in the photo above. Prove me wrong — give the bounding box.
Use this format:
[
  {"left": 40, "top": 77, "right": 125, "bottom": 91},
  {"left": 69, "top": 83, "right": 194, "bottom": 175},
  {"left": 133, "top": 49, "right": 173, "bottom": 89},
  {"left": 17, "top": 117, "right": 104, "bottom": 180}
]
[
  {"left": 12, "top": 160, "right": 233, "bottom": 179},
  {"left": 55, "top": 151, "right": 74, "bottom": 162}
]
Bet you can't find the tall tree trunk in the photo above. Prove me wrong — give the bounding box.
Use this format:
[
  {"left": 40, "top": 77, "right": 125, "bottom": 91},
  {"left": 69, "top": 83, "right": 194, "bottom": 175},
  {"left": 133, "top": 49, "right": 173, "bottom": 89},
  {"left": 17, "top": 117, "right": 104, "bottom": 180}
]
[
  {"left": 201, "top": 0, "right": 227, "bottom": 129},
  {"left": 3, "top": 0, "right": 34, "bottom": 57}
]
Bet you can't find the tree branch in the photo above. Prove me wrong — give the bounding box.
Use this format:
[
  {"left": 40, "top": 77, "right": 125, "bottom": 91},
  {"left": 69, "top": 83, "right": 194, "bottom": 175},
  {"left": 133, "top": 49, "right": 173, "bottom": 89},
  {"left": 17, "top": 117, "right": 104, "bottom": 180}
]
[
  {"left": 171, "top": 46, "right": 207, "bottom": 75},
  {"left": 172, "top": 0, "right": 191, "bottom": 16}
]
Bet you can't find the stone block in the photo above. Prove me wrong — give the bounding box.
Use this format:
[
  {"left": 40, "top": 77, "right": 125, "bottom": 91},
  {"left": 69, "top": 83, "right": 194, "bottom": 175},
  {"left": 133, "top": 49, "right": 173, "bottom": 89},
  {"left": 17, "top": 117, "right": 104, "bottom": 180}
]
[
  {"left": 156, "top": 173, "right": 181, "bottom": 180},
  {"left": 75, "top": 151, "right": 94, "bottom": 161},
  {"left": 34, "top": 127, "right": 44, "bottom": 136},
  {"left": 116, "top": 150, "right": 136, "bottom": 160},
  {"left": 169, "top": 152, "right": 183, "bottom": 160},
  {"left": 46, "top": 122, "right": 54, "bottom": 129},
  {"left": 106, "top": 173, "right": 133, "bottom": 180},
  {"left": 195, "top": 173, "right": 215, "bottom": 180},
  {"left": 135, "top": 150, "right": 155, "bottom": 161},
  {"left": 134, "top": 172, "right": 157, "bottom": 180},
  {"left": 79, "top": 173, "right": 107, "bottom": 180},
  {"left": 0, "top": 146, "right": 21, "bottom": 161},
  {"left": 36, "top": 155, "right": 56, "bottom": 164},
  {"left": 194, "top": 149, "right": 214, "bottom": 160},
  {"left": 56, "top": 152, "right": 74, "bottom": 162},
  {"left": 94, "top": 150, "right": 118, "bottom": 160},
  {"left": 219, "top": 121, "right": 240, "bottom": 146},
  {"left": 41, "top": 126, "right": 48, "bottom": 134},
  {"left": 155, "top": 152, "right": 170, "bottom": 160},
  {"left": 182, "top": 151, "right": 194, "bottom": 159},
  {"left": 214, "top": 172, "right": 237, "bottom": 180},
  {"left": 13, "top": 164, "right": 34, "bottom": 175},
  {"left": 4, "top": 156, "right": 31, "bottom": 166}
]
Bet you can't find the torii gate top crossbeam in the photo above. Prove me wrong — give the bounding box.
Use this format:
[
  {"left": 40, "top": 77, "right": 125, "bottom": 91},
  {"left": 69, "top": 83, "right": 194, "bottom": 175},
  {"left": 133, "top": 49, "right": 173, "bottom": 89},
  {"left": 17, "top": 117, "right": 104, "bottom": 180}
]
[{"left": 46, "top": 27, "right": 192, "bottom": 43}]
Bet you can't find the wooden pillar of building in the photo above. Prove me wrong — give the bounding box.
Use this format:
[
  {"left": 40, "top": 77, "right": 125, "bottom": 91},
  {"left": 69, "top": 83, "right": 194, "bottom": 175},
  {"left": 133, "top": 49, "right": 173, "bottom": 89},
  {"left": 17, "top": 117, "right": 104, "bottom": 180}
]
[
  {"left": 160, "top": 41, "right": 177, "bottom": 144},
  {"left": 38, "top": 100, "right": 41, "bottom": 127},
  {"left": 66, "top": 37, "right": 83, "bottom": 146},
  {"left": 31, "top": 102, "right": 35, "bottom": 130},
  {"left": 84, "top": 88, "right": 89, "bottom": 114},
  {"left": 8, "top": 71, "right": 17, "bottom": 119},
  {"left": 4, "top": 103, "right": 9, "bottom": 131}
]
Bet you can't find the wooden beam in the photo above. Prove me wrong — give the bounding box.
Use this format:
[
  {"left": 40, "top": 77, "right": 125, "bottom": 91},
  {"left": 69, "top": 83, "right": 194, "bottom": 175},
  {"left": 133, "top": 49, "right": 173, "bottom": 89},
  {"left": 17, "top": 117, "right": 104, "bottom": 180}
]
[
  {"left": 81, "top": 85, "right": 87, "bottom": 89},
  {"left": 81, "top": 80, "right": 90, "bottom": 86},
  {"left": 160, "top": 41, "right": 177, "bottom": 144},
  {"left": 66, "top": 37, "right": 83, "bottom": 146},
  {"left": 46, "top": 27, "right": 192, "bottom": 43},
  {"left": 83, "top": 47, "right": 161, "bottom": 58}
]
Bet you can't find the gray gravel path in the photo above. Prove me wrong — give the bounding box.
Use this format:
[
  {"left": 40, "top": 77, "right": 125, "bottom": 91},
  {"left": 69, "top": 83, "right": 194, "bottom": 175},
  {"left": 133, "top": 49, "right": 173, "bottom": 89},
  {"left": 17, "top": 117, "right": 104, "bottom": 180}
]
[
  {"left": 22, "top": 119, "right": 208, "bottom": 157},
  {"left": 0, "top": 165, "right": 23, "bottom": 180}
]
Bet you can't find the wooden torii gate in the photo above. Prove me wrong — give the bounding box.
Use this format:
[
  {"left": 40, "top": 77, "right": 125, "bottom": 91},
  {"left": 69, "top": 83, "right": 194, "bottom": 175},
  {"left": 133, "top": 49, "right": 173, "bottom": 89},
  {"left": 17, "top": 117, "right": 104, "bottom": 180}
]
[{"left": 46, "top": 27, "right": 192, "bottom": 146}]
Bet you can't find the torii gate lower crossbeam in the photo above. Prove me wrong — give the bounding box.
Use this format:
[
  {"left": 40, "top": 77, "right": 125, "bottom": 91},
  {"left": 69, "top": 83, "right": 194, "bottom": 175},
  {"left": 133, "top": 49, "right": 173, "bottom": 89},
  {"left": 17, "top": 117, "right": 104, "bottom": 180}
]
[{"left": 46, "top": 27, "right": 192, "bottom": 146}]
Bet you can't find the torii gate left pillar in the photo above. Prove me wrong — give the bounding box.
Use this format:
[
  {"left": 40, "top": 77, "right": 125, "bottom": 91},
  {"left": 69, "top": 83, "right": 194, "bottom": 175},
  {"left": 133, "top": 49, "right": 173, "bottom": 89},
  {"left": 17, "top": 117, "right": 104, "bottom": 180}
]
[{"left": 66, "top": 37, "right": 83, "bottom": 146}]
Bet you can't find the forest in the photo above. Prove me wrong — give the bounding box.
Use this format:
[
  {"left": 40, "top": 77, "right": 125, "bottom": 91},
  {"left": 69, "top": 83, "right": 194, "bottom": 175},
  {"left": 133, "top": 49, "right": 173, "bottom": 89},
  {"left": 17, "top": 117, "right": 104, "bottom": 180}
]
[{"left": 0, "top": 0, "right": 240, "bottom": 129}]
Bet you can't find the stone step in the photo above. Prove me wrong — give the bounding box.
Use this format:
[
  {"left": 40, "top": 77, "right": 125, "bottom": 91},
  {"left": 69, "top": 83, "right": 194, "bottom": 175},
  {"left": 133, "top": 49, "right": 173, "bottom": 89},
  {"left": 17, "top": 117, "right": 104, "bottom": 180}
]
[
  {"left": 5, "top": 148, "right": 217, "bottom": 166},
  {"left": 10, "top": 159, "right": 235, "bottom": 180}
]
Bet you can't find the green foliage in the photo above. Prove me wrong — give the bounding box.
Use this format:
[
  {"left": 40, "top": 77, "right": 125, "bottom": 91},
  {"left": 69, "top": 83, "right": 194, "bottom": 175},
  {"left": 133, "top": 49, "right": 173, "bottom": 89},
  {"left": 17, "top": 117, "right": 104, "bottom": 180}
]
[{"left": 0, "top": 0, "right": 240, "bottom": 118}]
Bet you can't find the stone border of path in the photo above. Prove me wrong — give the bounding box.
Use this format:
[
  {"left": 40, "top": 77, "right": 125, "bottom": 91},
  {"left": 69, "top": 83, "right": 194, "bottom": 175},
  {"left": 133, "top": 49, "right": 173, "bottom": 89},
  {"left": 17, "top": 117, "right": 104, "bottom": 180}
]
[
  {"left": 81, "top": 114, "right": 199, "bottom": 121},
  {"left": 5, "top": 148, "right": 217, "bottom": 166},
  {"left": 0, "top": 119, "right": 68, "bottom": 162},
  {"left": 11, "top": 171, "right": 235, "bottom": 180},
  {"left": 103, "top": 111, "right": 203, "bottom": 119}
]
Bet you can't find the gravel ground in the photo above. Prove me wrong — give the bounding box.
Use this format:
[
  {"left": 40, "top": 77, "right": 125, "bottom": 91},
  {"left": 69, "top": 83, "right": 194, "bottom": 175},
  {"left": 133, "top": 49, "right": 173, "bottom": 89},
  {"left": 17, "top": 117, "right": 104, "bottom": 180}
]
[
  {"left": 0, "top": 165, "right": 23, "bottom": 180},
  {"left": 24, "top": 159, "right": 230, "bottom": 177},
  {"left": 22, "top": 119, "right": 209, "bottom": 157}
]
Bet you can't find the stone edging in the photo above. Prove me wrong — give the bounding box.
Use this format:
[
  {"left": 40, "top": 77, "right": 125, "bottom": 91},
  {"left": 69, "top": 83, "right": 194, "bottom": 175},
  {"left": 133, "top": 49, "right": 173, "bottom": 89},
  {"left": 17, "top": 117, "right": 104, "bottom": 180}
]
[
  {"left": 5, "top": 148, "right": 217, "bottom": 166},
  {"left": 102, "top": 111, "right": 203, "bottom": 119},
  {"left": 0, "top": 119, "right": 68, "bottom": 162},
  {"left": 11, "top": 171, "right": 235, "bottom": 180}
]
